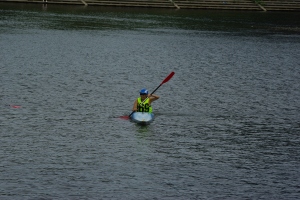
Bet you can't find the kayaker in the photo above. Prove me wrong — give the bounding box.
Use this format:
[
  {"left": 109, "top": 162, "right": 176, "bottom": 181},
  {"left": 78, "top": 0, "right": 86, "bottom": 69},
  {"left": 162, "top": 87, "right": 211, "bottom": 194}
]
[{"left": 132, "top": 88, "right": 159, "bottom": 113}]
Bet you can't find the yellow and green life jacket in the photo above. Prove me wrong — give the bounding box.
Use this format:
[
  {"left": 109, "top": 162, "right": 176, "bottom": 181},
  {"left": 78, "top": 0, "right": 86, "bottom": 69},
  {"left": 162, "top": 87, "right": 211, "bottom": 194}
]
[{"left": 137, "top": 97, "right": 152, "bottom": 113}]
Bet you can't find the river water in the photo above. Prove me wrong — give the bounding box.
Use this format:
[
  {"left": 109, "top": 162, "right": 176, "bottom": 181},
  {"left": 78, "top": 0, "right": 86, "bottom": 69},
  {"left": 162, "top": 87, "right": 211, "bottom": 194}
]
[{"left": 1, "top": 3, "right": 300, "bottom": 199}]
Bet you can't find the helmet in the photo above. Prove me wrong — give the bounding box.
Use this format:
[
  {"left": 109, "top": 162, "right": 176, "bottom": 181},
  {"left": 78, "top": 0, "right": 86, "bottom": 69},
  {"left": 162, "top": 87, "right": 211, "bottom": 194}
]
[{"left": 140, "top": 88, "right": 148, "bottom": 95}]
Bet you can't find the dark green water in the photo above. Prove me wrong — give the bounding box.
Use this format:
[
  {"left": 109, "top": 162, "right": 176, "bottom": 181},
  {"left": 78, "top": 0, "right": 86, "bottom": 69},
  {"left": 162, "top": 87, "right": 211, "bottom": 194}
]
[
  {"left": 1, "top": 3, "right": 300, "bottom": 199},
  {"left": 1, "top": 2, "right": 300, "bottom": 33}
]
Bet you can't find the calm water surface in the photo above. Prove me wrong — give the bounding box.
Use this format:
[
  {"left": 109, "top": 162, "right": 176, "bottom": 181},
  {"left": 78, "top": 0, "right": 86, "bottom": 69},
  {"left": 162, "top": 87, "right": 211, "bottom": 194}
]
[{"left": 1, "top": 3, "right": 300, "bottom": 199}]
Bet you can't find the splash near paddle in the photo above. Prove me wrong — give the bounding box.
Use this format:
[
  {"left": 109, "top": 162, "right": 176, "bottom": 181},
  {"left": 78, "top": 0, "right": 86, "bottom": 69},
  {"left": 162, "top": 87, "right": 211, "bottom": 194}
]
[{"left": 120, "top": 71, "right": 175, "bottom": 120}]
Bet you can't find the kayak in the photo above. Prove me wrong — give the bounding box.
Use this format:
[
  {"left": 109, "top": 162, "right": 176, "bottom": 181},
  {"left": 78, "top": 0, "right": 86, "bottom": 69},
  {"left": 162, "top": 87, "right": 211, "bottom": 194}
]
[{"left": 130, "top": 112, "right": 154, "bottom": 125}]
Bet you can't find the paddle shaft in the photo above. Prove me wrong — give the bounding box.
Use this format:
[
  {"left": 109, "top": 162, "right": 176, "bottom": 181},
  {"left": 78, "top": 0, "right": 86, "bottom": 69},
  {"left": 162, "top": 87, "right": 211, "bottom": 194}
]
[{"left": 128, "top": 72, "right": 175, "bottom": 118}]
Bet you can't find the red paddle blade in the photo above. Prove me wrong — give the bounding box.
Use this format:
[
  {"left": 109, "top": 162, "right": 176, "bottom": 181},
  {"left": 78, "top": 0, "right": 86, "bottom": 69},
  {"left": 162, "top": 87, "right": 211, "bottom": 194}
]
[
  {"left": 161, "top": 71, "right": 175, "bottom": 84},
  {"left": 120, "top": 116, "right": 130, "bottom": 120},
  {"left": 10, "top": 105, "right": 21, "bottom": 108}
]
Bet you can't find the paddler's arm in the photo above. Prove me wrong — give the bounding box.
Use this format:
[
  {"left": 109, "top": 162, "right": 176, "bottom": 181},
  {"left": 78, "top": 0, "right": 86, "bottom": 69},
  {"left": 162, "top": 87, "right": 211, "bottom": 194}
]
[
  {"left": 132, "top": 99, "right": 138, "bottom": 112},
  {"left": 149, "top": 94, "right": 159, "bottom": 104}
]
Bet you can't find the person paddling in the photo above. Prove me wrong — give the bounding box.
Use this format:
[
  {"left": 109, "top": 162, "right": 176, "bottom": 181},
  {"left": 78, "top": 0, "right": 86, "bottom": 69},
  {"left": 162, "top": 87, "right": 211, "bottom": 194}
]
[{"left": 132, "top": 88, "right": 159, "bottom": 113}]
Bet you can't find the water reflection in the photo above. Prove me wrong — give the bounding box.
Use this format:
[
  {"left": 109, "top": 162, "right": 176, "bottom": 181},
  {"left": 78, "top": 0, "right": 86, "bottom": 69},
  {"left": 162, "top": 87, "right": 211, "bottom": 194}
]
[{"left": 136, "top": 125, "right": 150, "bottom": 134}]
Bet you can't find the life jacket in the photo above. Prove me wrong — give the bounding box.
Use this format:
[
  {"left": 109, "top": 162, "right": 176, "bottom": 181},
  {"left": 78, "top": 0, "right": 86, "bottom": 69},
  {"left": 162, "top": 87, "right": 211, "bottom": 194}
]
[{"left": 137, "top": 97, "right": 152, "bottom": 113}]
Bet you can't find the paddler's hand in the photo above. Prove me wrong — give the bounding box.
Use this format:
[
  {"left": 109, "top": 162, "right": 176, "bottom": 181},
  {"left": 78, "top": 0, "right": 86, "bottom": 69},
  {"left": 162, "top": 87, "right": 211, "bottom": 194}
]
[{"left": 149, "top": 94, "right": 159, "bottom": 99}]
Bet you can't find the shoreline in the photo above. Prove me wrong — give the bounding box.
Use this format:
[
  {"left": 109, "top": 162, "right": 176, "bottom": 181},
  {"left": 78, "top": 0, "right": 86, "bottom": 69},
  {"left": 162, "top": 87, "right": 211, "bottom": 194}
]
[{"left": 0, "top": 0, "right": 300, "bottom": 12}]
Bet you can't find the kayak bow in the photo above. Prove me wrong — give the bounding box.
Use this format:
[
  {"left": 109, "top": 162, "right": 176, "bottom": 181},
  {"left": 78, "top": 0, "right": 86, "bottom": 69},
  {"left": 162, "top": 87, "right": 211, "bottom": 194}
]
[{"left": 130, "top": 112, "right": 154, "bottom": 125}]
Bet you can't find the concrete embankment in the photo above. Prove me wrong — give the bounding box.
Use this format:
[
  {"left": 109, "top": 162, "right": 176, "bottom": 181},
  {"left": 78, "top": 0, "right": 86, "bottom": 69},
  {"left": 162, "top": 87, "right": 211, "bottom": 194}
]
[{"left": 1, "top": 0, "right": 300, "bottom": 11}]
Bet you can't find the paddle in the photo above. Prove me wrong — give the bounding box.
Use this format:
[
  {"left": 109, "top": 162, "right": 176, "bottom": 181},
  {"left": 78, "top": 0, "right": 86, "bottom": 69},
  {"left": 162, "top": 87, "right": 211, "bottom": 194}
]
[
  {"left": 4, "top": 104, "right": 22, "bottom": 108},
  {"left": 120, "top": 71, "right": 175, "bottom": 120},
  {"left": 10, "top": 105, "right": 21, "bottom": 108}
]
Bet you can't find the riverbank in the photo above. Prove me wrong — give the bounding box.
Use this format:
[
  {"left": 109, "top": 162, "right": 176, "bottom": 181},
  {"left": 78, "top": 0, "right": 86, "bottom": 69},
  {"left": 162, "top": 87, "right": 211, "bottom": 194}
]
[{"left": 1, "top": 0, "right": 300, "bottom": 11}]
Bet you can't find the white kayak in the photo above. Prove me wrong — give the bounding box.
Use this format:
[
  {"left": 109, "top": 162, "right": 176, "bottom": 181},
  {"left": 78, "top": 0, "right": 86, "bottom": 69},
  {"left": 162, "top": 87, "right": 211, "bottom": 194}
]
[{"left": 130, "top": 112, "right": 154, "bottom": 125}]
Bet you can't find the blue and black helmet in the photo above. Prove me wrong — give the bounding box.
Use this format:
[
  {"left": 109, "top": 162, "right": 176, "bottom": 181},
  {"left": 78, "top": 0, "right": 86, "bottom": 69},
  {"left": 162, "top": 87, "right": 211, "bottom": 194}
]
[{"left": 140, "top": 88, "right": 148, "bottom": 95}]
